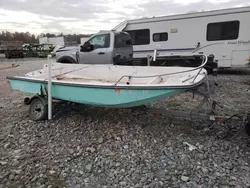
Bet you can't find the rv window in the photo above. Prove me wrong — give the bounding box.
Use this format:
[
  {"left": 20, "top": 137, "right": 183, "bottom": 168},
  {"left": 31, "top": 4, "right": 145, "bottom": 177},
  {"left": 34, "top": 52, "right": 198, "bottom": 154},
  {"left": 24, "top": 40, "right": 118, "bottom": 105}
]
[
  {"left": 153, "top": 32, "right": 168, "bottom": 42},
  {"left": 114, "top": 32, "right": 132, "bottom": 48},
  {"left": 126, "top": 29, "right": 150, "bottom": 45},
  {"left": 207, "top": 21, "right": 239, "bottom": 41}
]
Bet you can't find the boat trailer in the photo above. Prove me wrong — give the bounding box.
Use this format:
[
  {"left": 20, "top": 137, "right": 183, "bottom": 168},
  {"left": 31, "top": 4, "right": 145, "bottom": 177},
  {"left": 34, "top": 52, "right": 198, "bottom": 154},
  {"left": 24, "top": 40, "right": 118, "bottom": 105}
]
[
  {"left": 22, "top": 89, "right": 247, "bottom": 137},
  {"left": 22, "top": 77, "right": 248, "bottom": 138}
]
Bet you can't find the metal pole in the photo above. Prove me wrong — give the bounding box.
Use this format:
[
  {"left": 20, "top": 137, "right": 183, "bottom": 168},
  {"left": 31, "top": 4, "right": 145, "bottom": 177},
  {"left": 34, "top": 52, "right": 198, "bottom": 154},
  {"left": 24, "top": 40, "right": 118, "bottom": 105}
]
[
  {"left": 153, "top": 49, "right": 157, "bottom": 61},
  {"left": 147, "top": 55, "right": 150, "bottom": 66},
  {"left": 47, "top": 54, "right": 52, "bottom": 120}
]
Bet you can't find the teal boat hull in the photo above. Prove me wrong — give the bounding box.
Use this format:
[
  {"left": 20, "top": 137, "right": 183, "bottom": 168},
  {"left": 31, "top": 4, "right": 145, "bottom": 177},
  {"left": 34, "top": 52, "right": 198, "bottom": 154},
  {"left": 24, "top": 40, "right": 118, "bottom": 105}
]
[{"left": 8, "top": 79, "right": 186, "bottom": 108}]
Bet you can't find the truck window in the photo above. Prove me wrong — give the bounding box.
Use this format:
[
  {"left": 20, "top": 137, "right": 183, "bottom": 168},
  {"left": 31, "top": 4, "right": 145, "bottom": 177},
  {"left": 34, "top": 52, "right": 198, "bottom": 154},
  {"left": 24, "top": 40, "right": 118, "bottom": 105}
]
[
  {"left": 153, "top": 32, "right": 168, "bottom": 42},
  {"left": 88, "top": 34, "right": 110, "bottom": 49},
  {"left": 114, "top": 32, "right": 132, "bottom": 48},
  {"left": 126, "top": 29, "right": 150, "bottom": 45},
  {"left": 207, "top": 21, "right": 240, "bottom": 41}
]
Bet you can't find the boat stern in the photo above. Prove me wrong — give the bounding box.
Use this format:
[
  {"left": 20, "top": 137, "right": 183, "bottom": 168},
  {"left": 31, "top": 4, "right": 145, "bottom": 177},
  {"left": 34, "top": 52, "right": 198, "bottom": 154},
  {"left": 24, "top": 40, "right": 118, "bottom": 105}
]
[{"left": 7, "top": 77, "right": 46, "bottom": 96}]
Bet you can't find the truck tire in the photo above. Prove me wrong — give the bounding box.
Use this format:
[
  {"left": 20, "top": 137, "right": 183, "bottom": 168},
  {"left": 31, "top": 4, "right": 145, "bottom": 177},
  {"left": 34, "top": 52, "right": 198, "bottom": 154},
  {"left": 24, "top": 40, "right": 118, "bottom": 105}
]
[{"left": 57, "top": 56, "right": 77, "bottom": 64}]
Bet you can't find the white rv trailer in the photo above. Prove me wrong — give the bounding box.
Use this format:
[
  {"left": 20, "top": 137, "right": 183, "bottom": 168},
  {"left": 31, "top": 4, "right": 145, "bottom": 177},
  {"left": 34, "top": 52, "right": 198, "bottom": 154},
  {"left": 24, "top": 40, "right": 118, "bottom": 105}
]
[
  {"left": 39, "top": 37, "right": 65, "bottom": 46},
  {"left": 113, "top": 6, "right": 250, "bottom": 68}
]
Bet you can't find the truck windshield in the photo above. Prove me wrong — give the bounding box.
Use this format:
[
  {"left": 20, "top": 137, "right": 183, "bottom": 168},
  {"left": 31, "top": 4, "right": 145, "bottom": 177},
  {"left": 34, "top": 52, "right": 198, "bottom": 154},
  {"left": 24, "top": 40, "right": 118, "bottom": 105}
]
[{"left": 114, "top": 32, "right": 132, "bottom": 48}]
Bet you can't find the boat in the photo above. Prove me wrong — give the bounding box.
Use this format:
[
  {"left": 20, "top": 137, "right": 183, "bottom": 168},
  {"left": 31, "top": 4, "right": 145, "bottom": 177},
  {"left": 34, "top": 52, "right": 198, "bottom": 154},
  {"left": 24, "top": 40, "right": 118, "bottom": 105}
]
[
  {"left": 7, "top": 62, "right": 208, "bottom": 107},
  {"left": 6, "top": 54, "right": 212, "bottom": 120}
]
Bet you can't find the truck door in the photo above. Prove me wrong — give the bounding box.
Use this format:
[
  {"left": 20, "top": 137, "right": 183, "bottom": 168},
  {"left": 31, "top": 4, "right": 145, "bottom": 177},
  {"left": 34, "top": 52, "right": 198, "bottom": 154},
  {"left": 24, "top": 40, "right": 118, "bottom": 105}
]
[{"left": 79, "top": 34, "right": 110, "bottom": 64}]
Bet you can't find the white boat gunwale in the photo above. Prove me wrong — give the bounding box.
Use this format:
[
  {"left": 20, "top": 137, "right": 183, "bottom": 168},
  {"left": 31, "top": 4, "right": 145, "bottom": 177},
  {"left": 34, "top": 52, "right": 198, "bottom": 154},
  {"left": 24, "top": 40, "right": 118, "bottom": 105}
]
[{"left": 6, "top": 75, "right": 206, "bottom": 90}]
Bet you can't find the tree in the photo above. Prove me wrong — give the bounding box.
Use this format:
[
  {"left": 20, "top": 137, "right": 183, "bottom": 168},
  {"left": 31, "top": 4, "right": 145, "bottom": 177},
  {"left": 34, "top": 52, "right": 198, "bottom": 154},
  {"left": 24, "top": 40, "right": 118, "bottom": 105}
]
[{"left": 0, "top": 30, "right": 93, "bottom": 45}]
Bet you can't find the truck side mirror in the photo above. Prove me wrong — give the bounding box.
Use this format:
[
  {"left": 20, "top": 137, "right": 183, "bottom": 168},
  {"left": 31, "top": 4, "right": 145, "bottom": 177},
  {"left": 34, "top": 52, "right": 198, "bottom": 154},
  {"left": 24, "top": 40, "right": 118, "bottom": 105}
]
[
  {"left": 80, "top": 42, "right": 94, "bottom": 52},
  {"left": 80, "top": 45, "right": 85, "bottom": 52},
  {"left": 88, "top": 44, "right": 94, "bottom": 51}
]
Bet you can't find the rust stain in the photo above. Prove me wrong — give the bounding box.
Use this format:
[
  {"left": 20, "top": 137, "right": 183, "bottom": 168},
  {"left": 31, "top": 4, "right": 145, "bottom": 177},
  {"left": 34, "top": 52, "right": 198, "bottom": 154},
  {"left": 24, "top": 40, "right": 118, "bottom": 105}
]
[
  {"left": 0, "top": 64, "right": 19, "bottom": 70},
  {"left": 55, "top": 76, "right": 111, "bottom": 83},
  {"left": 56, "top": 76, "right": 64, "bottom": 80}
]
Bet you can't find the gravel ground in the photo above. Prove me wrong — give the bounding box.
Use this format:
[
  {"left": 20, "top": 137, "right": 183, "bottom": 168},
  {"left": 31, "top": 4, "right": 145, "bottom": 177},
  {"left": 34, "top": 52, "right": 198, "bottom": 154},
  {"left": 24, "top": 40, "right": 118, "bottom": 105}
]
[{"left": 1, "top": 57, "right": 250, "bottom": 188}]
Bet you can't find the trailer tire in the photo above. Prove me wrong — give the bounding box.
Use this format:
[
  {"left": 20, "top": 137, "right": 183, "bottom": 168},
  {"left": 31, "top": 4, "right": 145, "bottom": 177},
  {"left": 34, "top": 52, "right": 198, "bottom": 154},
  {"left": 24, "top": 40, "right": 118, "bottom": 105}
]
[{"left": 29, "top": 97, "right": 48, "bottom": 121}]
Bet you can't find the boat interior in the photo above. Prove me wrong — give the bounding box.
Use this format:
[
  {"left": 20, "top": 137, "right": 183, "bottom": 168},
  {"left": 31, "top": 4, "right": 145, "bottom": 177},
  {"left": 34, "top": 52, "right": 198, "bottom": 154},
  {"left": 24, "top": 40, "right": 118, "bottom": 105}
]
[{"left": 23, "top": 63, "right": 207, "bottom": 87}]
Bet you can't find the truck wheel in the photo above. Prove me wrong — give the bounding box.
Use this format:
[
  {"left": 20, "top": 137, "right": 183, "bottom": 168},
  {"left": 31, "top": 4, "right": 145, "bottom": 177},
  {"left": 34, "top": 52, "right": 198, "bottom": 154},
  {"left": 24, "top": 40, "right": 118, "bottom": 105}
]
[
  {"left": 29, "top": 98, "right": 48, "bottom": 121},
  {"left": 57, "top": 56, "right": 77, "bottom": 64},
  {"left": 60, "top": 59, "right": 73, "bottom": 64}
]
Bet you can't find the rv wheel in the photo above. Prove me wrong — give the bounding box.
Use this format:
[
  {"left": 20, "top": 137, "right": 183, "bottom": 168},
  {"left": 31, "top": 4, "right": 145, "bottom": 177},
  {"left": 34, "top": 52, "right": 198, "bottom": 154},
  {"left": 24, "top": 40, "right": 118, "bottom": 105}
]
[{"left": 29, "top": 98, "right": 48, "bottom": 121}]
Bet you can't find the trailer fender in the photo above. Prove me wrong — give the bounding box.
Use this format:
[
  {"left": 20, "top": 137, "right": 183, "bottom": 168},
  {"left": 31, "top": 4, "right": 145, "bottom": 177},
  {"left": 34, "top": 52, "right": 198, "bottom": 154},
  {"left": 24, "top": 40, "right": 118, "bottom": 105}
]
[
  {"left": 57, "top": 56, "right": 77, "bottom": 64},
  {"left": 24, "top": 94, "right": 48, "bottom": 106}
]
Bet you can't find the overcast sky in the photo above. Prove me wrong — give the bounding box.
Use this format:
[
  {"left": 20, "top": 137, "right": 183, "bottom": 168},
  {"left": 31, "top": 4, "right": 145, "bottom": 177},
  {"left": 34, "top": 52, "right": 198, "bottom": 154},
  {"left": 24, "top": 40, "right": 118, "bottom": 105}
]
[{"left": 0, "top": 0, "right": 249, "bottom": 35}]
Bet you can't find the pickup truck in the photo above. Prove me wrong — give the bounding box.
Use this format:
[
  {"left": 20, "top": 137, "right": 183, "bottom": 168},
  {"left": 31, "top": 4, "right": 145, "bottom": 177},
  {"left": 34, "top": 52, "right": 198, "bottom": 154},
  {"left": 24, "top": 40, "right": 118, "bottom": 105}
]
[{"left": 55, "top": 30, "right": 133, "bottom": 65}]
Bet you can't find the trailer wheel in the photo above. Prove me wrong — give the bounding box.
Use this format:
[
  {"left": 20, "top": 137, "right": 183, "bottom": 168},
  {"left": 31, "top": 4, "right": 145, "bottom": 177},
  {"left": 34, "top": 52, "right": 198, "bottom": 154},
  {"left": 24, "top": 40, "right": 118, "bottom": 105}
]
[{"left": 29, "top": 98, "right": 48, "bottom": 121}]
